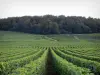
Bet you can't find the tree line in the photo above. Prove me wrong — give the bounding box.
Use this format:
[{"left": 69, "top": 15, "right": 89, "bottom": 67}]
[{"left": 0, "top": 15, "right": 100, "bottom": 34}]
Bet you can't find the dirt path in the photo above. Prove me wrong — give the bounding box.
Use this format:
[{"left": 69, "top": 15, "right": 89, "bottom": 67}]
[{"left": 46, "top": 49, "right": 58, "bottom": 75}]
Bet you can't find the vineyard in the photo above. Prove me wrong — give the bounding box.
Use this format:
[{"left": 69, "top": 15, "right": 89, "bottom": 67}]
[{"left": 0, "top": 31, "right": 100, "bottom": 75}]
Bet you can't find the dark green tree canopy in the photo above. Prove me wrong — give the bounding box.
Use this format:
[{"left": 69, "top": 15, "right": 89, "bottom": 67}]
[{"left": 0, "top": 15, "right": 100, "bottom": 34}]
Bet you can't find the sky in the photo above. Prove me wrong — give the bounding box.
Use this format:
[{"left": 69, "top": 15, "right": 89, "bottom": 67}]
[{"left": 0, "top": 0, "right": 100, "bottom": 18}]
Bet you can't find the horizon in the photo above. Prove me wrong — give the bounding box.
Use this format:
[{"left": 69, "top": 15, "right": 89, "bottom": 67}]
[
  {"left": 0, "top": 14, "right": 100, "bottom": 19},
  {"left": 0, "top": 0, "right": 100, "bottom": 18}
]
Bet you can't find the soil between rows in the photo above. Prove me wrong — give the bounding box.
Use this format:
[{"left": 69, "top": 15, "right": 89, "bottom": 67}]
[{"left": 46, "top": 49, "right": 58, "bottom": 75}]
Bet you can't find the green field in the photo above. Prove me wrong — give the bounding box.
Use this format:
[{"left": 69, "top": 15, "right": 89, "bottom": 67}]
[{"left": 0, "top": 31, "right": 100, "bottom": 75}]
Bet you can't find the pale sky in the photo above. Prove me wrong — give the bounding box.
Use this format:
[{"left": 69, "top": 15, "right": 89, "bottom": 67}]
[{"left": 0, "top": 0, "right": 100, "bottom": 18}]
